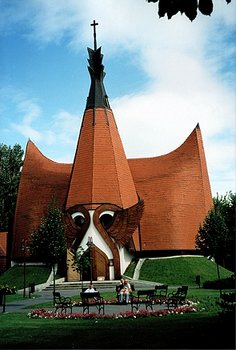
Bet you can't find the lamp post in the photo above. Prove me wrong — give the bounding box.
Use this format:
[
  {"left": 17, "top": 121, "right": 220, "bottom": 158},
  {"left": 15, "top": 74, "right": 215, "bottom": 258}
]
[
  {"left": 86, "top": 236, "right": 93, "bottom": 283},
  {"left": 21, "top": 239, "right": 29, "bottom": 298}
]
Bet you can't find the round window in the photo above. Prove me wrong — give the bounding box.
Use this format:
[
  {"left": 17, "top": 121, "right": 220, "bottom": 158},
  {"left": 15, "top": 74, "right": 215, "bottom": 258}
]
[
  {"left": 71, "top": 213, "right": 85, "bottom": 228},
  {"left": 99, "top": 213, "right": 114, "bottom": 229}
]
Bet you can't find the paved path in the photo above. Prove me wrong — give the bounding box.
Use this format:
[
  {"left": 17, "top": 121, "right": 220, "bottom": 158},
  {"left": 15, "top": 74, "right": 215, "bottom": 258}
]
[{"left": 1, "top": 289, "right": 168, "bottom": 315}]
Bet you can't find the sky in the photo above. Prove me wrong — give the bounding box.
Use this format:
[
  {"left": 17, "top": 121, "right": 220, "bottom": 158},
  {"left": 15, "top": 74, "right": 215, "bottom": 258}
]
[{"left": 0, "top": 0, "right": 235, "bottom": 197}]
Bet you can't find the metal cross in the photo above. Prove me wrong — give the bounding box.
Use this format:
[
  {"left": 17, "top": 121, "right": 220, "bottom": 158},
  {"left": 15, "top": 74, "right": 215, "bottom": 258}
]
[{"left": 90, "top": 20, "right": 98, "bottom": 51}]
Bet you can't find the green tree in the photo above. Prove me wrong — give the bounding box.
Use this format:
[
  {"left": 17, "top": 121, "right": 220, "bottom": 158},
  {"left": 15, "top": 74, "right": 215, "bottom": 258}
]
[
  {"left": 195, "top": 192, "right": 235, "bottom": 271},
  {"left": 29, "top": 199, "right": 67, "bottom": 298},
  {"left": 0, "top": 143, "right": 24, "bottom": 268},
  {"left": 0, "top": 143, "right": 23, "bottom": 231},
  {"left": 68, "top": 246, "right": 90, "bottom": 291}
]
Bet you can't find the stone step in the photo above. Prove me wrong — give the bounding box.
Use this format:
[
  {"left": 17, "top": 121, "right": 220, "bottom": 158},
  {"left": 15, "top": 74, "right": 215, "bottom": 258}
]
[
  {"left": 44, "top": 279, "right": 161, "bottom": 292},
  {"left": 45, "top": 280, "right": 119, "bottom": 291}
]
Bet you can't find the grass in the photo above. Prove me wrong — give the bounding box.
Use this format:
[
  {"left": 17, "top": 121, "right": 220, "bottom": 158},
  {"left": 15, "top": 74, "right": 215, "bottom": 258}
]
[
  {"left": 124, "top": 258, "right": 138, "bottom": 278},
  {"left": 139, "top": 256, "right": 233, "bottom": 285},
  {"left": 0, "top": 311, "right": 234, "bottom": 349},
  {"left": 0, "top": 257, "right": 232, "bottom": 292},
  {"left": 0, "top": 265, "right": 51, "bottom": 290},
  {"left": 0, "top": 259, "right": 235, "bottom": 349}
]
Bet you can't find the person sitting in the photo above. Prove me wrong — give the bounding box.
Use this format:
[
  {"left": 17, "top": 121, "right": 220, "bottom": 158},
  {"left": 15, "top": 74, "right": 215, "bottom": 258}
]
[
  {"left": 84, "top": 283, "right": 97, "bottom": 293},
  {"left": 118, "top": 279, "right": 131, "bottom": 304},
  {"left": 116, "top": 278, "right": 124, "bottom": 302}
]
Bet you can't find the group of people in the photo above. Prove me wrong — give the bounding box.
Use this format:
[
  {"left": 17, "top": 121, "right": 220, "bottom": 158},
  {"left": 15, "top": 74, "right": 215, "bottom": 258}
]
[{"left": 116, "top": 278, "right": 132, "bottom": 304}]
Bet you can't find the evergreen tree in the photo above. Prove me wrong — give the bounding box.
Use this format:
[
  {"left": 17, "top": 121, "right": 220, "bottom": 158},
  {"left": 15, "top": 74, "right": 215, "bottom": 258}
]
[
  {"left": 30, "top": 199, "right": 67, "bottom": 297},
  {"left": 196, "top": 192, "right": 235, "bottom": 271}
]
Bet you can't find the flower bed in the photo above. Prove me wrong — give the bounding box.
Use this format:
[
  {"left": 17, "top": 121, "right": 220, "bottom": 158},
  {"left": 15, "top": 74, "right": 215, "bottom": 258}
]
[{"left": 27, "top": 305, "right": 198, "bottom": 320}]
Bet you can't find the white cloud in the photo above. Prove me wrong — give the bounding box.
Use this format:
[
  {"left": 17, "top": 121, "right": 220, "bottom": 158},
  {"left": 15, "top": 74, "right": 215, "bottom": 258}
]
[
  {"left": 8, "top": 96, "right": 42, "bottom": 142},
  {"left": 12, "top": 123, "right": 42, "bottom": 142},
  {"left": 6, "top": 91, "right": 81, "bottom": 151},
  {"left": 17, "top": 100, "right": 41, "bottom": 125},
  {"left": 1, "top": 0, "right": 235, "bottom": 195},
  {"left": 50, "top": 110, "right": 82, "bottom": 146}
]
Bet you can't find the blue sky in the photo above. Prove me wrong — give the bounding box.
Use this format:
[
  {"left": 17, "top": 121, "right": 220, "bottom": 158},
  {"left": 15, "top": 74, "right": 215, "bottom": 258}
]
[{"left": 0, "top": 0, "right": 235, "bottom": 197}]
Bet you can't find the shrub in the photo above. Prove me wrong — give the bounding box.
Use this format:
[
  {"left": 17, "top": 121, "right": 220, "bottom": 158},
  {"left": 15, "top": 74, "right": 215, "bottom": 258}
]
[
  {"left": 203, "top": 276, "right": 235, "bottom": 289},
  {"left": 0, "top": 285, "right": 17, "bottom": 294}
]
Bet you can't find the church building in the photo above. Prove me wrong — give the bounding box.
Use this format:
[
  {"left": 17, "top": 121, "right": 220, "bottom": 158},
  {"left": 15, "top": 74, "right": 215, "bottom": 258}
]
[{"left": 11, "top": 23, "right": 212, "bottom": 281}]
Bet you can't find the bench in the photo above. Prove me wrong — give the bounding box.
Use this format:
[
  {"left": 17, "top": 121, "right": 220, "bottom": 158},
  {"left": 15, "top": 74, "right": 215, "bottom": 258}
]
[
  {"left": 53, "top": 292, "right": 73, "bottom": 313},
  {"left": 131, "top": 289, "right": 156, "bottom": 311},
  {"left": 155, "top": 284, "right": 168, "bottom": 304},
  {"left": 166, "top": 286, "right": 188, "bottom": 309},
  {"left": 80, "top": 292, "right": 105, "bottom": 314}
]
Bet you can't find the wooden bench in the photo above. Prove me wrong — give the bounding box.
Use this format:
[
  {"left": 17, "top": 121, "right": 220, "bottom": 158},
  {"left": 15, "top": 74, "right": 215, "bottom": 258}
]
[
  {"left": 155, "top": 284, "right": 168, "bottom": 304},
  {"left": 80, "top": 292, "right": 105, "bottom": 314},
  {"left": 166, "top": 286, "right": 188, "bottom": 309},
  {"left": 131, "top": 289, "right": 156, "bottom": 311},
  {"left": 53, "top": 292, "right": 73, "bottom": 313}
]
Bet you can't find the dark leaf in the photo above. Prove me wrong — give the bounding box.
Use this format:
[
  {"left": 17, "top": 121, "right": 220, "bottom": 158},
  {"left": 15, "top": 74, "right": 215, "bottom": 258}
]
[
  {"left": 199, "top": 0, "right": 213, "bottom": 15},
  {"left": 184, "top": 0, "right": 198, "bottom": 21},
  {"left": 167, "top": 0, "right": 180, "bottom": 19},
  {"left": 158, "top": 0, "right": 169, "bottom": 18}
]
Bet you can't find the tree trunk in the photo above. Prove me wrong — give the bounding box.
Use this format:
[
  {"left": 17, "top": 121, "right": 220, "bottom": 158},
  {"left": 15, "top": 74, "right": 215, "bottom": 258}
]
[
  {"left": 216, "top": 262, "right": 222, "bottom": 297},
  {"left": 53, "top": 264, "right": 56, "bottom": 304}
]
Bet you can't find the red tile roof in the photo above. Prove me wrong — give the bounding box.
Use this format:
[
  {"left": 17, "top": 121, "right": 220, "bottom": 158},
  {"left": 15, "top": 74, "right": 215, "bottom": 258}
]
[
  {"left": 12, "top": 141, "right": 72, "bottom": 258},
  {"left": 66, "top": 108, "right": 138, "bottom": 210},
  {"left": 129, "top": 124, "right": 212, "bottom": 251},
  {"left": 11, "top": 123, "right": 212, "bottom": 259}
]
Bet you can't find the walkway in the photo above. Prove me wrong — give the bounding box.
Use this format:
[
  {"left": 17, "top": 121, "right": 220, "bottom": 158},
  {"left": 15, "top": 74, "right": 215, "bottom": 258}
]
[{"left": 1, "top": 287, "right": 168, "bottom": 315}]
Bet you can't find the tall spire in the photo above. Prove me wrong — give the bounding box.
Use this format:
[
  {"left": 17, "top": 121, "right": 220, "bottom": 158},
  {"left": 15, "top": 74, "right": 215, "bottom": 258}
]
[
  {"left": 65, "top": 22, "right": 138, "bottom": 210},
  {"left": 91, "top": 20, "right": 98, "bottom": 51},
  {"left": 86, "top": 20, "right": 110, "bottom": 109}
]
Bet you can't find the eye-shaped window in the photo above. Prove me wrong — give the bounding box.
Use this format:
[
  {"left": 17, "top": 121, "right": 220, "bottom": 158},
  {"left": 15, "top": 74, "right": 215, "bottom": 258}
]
[
  {"left": 99, "top": 211, "right": 114, "bottom": 230},
  {"left": 71, "top": 212, "right": 85, "bottom": 228}
]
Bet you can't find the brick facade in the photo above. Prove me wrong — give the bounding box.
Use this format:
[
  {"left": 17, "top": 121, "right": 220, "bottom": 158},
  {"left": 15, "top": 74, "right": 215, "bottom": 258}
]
[{"left": 12, "top": 123, "right": 212, "bottom": 260}]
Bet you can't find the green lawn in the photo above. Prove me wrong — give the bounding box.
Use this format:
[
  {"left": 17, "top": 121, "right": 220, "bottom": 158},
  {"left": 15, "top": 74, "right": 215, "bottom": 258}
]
[
  {"left": 0, "top": 311, "right": 234, "bottom": 349},
  {"left": 0, "top": 265, "right": 51, "bottom": 290},
  {"left": 138, "top": 256, "right": 233, "bottom": 285},
  {"left": 0, "top": 259, "right": 235, "bottom": 349},
  {"left": 1, "top": 257, "right": 233, "bottom": 293}
]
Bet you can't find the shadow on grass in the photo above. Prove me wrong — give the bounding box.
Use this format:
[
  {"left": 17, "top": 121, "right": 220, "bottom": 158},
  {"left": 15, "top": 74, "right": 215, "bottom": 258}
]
[{"left": 0, "top": 311, "right": 235, "bottom": 349}]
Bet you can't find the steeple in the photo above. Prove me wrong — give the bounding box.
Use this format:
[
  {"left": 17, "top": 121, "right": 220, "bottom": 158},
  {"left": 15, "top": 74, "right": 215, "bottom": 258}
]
[
  {"left": 65, "top": 22, "right": 138, "bottom": 210},
  {"left": 86, "top": 20, "right": 110, "bottom": 109}
]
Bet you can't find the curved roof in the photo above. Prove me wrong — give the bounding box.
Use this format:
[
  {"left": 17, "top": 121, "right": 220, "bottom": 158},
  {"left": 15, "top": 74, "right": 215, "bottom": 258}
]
[
  {"left": 129, "top": 124, "right": 212, "bottom": 251},
  {"left": 12, "top": 140, "right": 72, "bottom": 258},
  {"left": 12, "top": 124, "right": 212, "bottom": 259}
]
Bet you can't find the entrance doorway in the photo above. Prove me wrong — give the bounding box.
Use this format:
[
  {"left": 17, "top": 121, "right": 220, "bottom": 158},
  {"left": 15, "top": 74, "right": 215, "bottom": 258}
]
[{"left": 82, "top": 245, "right": 109, "bottom": 281}]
